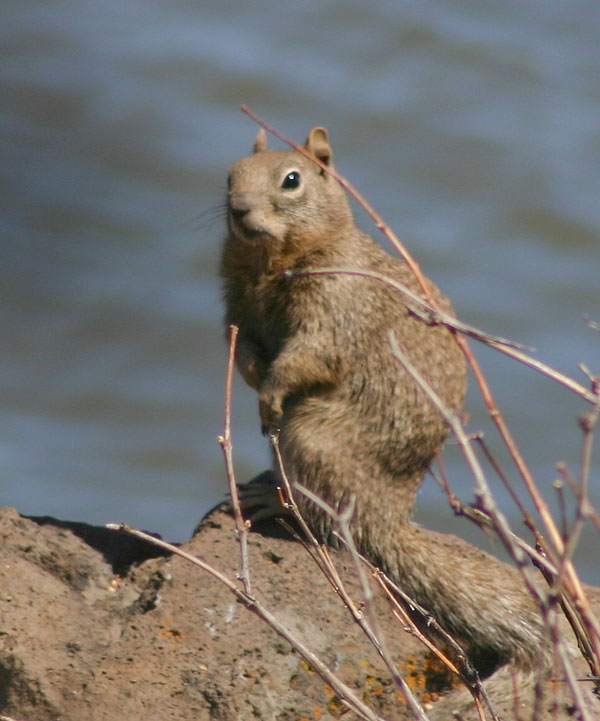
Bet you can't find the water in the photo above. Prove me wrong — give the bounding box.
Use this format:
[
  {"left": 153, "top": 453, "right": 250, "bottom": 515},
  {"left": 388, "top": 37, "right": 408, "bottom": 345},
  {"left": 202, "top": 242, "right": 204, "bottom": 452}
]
[{"left": 1, "top": 0, "right": 598, "bottom": 583}]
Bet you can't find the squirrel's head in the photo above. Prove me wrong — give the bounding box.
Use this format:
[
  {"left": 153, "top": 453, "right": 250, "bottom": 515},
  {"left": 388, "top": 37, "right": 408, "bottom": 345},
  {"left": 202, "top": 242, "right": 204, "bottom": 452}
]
[{"left": 226, "top": 127, "right": 354, "bottom": 249}]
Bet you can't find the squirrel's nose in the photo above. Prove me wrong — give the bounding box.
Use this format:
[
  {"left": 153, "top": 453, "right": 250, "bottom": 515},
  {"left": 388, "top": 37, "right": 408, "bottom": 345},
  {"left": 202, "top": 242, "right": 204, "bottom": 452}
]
[{"left": 228, "top": 192, "right": 255, "bottom": 217}]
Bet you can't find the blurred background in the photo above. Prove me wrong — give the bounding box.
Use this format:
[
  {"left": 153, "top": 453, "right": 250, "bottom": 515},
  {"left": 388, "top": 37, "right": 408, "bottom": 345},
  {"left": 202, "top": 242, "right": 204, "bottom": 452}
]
[{"left": 1, "top": 0, "right": 598, "bottom": 582}]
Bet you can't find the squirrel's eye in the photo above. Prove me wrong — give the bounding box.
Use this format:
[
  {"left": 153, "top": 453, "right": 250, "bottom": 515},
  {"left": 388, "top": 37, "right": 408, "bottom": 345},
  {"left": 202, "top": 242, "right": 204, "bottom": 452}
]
[{"left": 281, "top": 171, "right": 301, "bottom": 190}]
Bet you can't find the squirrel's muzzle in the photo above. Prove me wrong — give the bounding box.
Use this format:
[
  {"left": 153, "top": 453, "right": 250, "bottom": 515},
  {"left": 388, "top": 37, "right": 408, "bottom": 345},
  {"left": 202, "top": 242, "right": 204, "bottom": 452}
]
[
  {"left": 228, "top": 191, "right": 256, "bottom": 217},
  {"left": 228, "top": 191, "right": 277, "bottom": 242}
]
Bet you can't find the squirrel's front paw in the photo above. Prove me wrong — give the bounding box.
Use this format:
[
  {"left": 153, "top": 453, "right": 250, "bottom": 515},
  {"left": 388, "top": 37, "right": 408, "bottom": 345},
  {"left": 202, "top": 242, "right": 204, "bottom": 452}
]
[{"left": 259, "top": 389, "right": 284, "bottom": 435}]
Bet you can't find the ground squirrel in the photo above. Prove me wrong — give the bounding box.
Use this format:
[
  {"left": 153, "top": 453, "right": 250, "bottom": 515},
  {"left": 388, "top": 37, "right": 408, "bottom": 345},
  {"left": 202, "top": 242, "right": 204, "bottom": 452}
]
[{"left": 220, "top": 126, "right": 544, "bottom": 675}]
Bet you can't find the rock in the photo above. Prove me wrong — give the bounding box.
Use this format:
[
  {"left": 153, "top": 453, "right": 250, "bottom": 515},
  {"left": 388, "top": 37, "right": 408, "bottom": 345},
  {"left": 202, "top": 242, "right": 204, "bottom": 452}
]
[{"left": 0, "top": 505, "right": 598, "bottom": 720}]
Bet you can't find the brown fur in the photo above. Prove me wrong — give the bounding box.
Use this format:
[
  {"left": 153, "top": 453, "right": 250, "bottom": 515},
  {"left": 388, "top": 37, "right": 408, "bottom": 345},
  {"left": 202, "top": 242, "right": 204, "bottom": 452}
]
[{"left": 220, "top": 127, "right": 544, "bottom": 674}]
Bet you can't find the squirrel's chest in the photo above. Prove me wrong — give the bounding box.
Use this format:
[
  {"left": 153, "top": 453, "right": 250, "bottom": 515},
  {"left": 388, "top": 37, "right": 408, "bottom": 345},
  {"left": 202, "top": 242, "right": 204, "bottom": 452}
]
[
  {"left": 240, "top": 268, "right": 325, "bottom": 336},
  {"left": 245, "top": 271, "right": 295, "bottom": 324}
]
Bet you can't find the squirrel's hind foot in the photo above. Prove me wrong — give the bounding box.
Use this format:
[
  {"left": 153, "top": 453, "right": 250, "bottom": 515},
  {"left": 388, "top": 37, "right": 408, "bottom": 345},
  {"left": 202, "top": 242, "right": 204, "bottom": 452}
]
[{"left": 229, "top": 470, "right": 291, "bottom": 525}]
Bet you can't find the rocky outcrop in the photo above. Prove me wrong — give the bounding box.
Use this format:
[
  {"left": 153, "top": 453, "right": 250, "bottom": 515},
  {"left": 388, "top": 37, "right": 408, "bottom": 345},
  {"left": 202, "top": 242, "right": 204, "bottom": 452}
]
[{"left": 0, "top": 505, "right": 597, "bottom": 720}]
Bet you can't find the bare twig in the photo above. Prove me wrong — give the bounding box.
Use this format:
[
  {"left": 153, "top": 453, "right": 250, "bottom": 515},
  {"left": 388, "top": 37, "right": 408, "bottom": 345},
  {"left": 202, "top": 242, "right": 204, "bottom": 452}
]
[
  {"left": 430, "top": 462, "right": 560, "bottom": 576},
  {"left": 217, "top": 325, "right": 253, "bottom": 594},
  {"left": 553, "top": 479, "right": 569, "bottom": 541},
  {"left": 487, "top": 342, "right": 599, "bottom": 405},
  {"left": 553, "top": 620, "right": 597, "bottom": 721},
  {"left": 269, "top": 432, "right": 354, "bottom": 599}
]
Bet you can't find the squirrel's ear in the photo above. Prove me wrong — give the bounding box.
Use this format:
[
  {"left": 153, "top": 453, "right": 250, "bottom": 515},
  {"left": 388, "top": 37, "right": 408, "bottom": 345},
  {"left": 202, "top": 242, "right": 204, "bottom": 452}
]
[
  {"left": 253, "top": 128, "right": 268, "bottom": 153},
  {"left": 305, "top": 127, "right": 334, "bottom": 168}
]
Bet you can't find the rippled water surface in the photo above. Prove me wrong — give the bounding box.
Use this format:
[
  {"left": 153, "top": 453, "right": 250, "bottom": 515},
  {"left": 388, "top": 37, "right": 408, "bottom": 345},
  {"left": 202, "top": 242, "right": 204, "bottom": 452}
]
[{"left": 1, "top": 0, "right": 598, "bottom": 581}]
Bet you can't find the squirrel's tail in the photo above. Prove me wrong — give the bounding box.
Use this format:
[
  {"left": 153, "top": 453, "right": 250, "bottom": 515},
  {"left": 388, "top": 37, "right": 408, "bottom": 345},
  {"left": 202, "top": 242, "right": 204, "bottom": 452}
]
[{"left": 362, "top": 516, "right": 546, "bottom": 675}]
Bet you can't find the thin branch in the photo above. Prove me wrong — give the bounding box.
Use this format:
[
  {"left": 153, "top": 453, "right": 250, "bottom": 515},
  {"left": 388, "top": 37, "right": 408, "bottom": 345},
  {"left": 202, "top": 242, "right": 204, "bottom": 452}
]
[
  {"left": 550, "top": 390, "right": 600, "bottom": 683},
  {"left": 578, "top": 378, "right": 600, "bottom": 514},
  {"left": 367, "top": 564, "right": 500, "bottom": 721},
  {"left": 553, "top": 479, "right": 569, "bottom": 541},
  {"left": 486, "top": 342, "right": 598, "bottom": 405},
  {"left": 553, "top": 618, "right": 596, "bottom": 721},
  {"left": 217, "top": 325, "right": 252, "bottom": 594},
  {"left": 269, "top": 432, "right": 353, "bottom": 597}
]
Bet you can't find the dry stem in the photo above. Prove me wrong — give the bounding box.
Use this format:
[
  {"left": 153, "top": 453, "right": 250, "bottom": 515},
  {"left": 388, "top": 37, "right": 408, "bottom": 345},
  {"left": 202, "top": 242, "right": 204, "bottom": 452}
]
[{"left": 217, "top": 324, "right": 253, "bottom": 594}]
